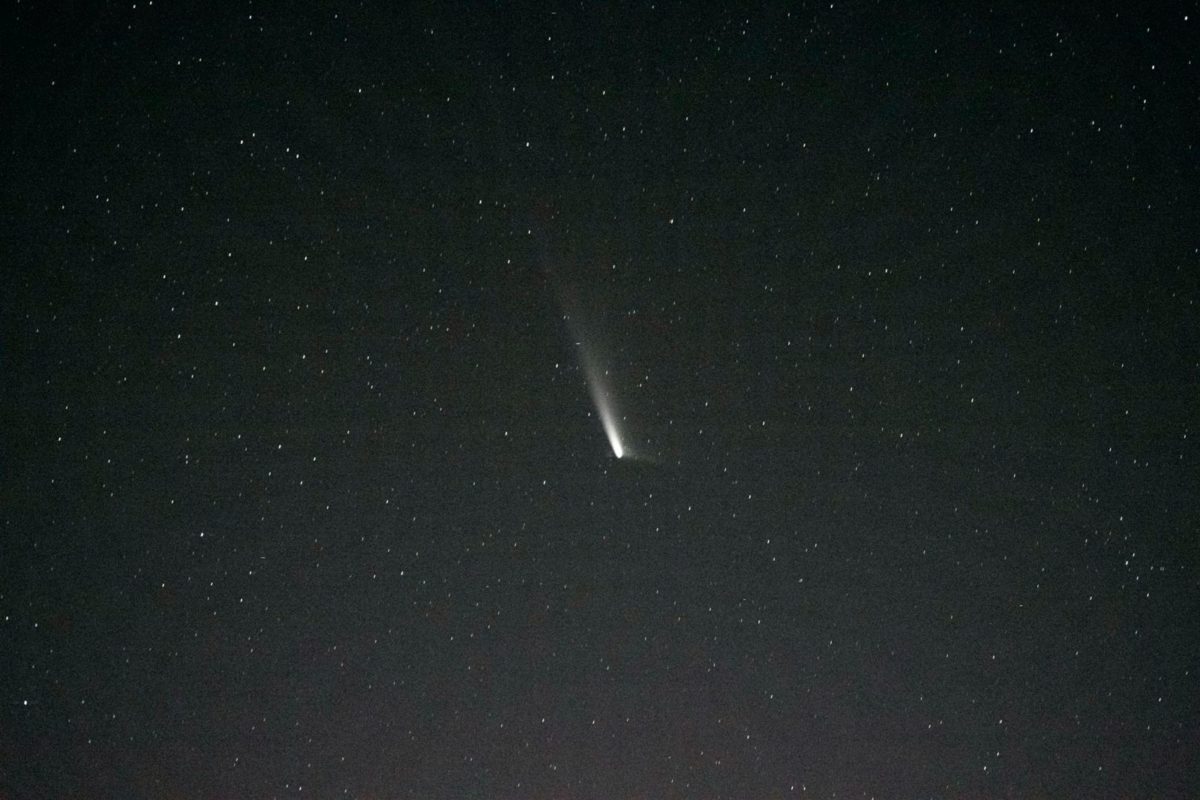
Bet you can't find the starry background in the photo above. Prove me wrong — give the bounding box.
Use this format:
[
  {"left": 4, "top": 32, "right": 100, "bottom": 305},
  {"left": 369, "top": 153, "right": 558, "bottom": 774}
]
[{"left": 2, "top": 2, "right": 1199, "bottom": 798}]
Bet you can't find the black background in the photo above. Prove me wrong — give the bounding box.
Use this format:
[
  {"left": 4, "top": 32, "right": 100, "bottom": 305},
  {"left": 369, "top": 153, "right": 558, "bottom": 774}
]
[{"left": 3, "top": 2, "right": 1198, "bottom": 798}]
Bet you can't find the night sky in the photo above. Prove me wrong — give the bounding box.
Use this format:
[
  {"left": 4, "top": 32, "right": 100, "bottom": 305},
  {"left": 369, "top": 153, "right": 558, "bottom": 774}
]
[{"left": 3, "top": 3, "right": 1199, "bottom": 798}]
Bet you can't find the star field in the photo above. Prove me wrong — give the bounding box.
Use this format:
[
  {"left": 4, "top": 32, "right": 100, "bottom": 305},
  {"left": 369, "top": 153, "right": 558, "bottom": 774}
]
[{"left": 2, "top": 3, "right": 1198, "bottom": 798}]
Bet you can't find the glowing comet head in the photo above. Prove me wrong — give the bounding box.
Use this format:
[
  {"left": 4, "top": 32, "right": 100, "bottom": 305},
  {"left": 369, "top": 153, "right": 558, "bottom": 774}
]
[
  {"left": 598, "top": 402, "right": 625, "bottom": 459},
  {"left": 561, "top": 295, "right": 633, "bottom": 460},
  {"left": 583, "top": 360, "right": 628, "bottom": 460}
]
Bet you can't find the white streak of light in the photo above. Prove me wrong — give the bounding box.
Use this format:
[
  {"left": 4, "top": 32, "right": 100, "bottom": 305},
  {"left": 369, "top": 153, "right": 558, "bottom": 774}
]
[
  {"left": 594, "top": 389, "right": 625, "bottom": 459},
  {"left": 581, "top": 354, "right": 626, "bottom": 459},
  {"left": 564, "top": 304, "right": 628, "bottom": 460}
]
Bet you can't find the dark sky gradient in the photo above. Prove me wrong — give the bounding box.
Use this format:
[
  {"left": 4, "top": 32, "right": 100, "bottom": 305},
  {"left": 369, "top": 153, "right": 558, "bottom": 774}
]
[{"left": 3, "top": 3, "right": 1198, "bottom": 798}]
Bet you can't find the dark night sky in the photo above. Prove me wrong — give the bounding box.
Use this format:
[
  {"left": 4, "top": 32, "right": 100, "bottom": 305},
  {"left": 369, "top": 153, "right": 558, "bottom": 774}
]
[{"left": 2, "top": 2, "right": 1199, "bottom": 798}]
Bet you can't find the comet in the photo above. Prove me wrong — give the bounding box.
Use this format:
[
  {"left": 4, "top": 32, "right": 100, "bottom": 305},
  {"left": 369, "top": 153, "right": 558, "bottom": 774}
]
[
  {"left": 544, "top": 244, "right": 634, "bottom": 459},
  {"left": 564, "top": 301, "right": 629, "bottom": 460},
  {"left": 582, "top": 357, "right": 626, "bottom": 459}
]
